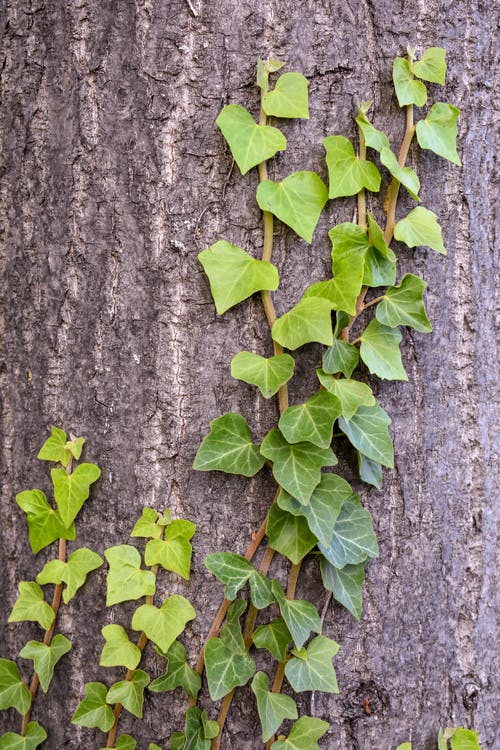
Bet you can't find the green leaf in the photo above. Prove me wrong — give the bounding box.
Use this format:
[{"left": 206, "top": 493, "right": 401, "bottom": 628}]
[
  {"left": 316, "top": 371, "right": 375, "bottom": 421},
  {"left": 360, "top": 319, "right": 408, "bottom": 381},
  {"left": 144, "top": 520, "right": 195, "bottom": 580},
  {"left": 106, "top": 669, "right": 150, "bottom": 719},
  {"left": 249, "top": 572, "right": 275, "bottom": 609},
  {"left": 339, "top": 403, "right": 394, "bottom": 467},
  {"left": 256, "top": 172, "right": 328, "bottom": 243},
  {"left": 8, "top": 582, "right": 55, "bottom": 630},
  {"left": 0, "top": 722, "right": 47, "bottom": 750},
  {"left": 285, "top": 635, "right": 339, "bottom": 693},
  {"left": 320, "top": 559, "right": 365, "bottom": 620},
  {"left": 177, "top": 707, "right": 219, "bottom": 750},
  {"left": 260, "top": 429, "right": 337, "bottom": 505},
  {"left": 149, "top": 640, "right": 201, "bottom": 698},
  {"left": 257, "top": 58, "right": 268, "bottom": 92},
  {"left": 322, "top": 340, "right": 359, "bottom": 378},
  {"left": 252, "top": 618, "right": 291, "bottom": 661},
  {"left": 105, "top": 545, "right": 156, "bottom": 605},
  {"left": 271, "top": 716, "right": 329, "bottom": 750},
  {"left": 376, "top": 273, "right": 432, "bottom": 332},
  {"left": 0, "top": 659, "right": 31, "bottom": 714},
  {"left": 263, "top": 72, "right": 309, "bottom": 119},
  {"left": 65, "top": 435, "right": 86, "bottom": 461},
  {"left": 412, "top": 47, "right": 447, "bottom": 84},
  {"left": 363, "top": 213, "right": 397, "bottom": 287},
  {"left": 416, "top": 102, "right": 461, "bottom": 165},
  {"left": 271, "top": 581, "right": 321, "bottom": 650},
  {"left": 37, "top": 426, "right": 71, "bottom": 466},
  {"left": 131, "top": 595, "right": 195, "bottom": 654},
  {"left": 193, "top": 412, "right": 265, "bottom": 477},
  {"left": 170, "top": 733, "right": 185, "bottom": 750},
  {"left": 19, "top": 635, "right": 71, "bottom": 693},
  {"left": 231, "top": 352, "right": 295, "bottom": 398},
  {"left": 396, "top": 744, "right": 412, "bottom": 750},
  {"left": 106, "top": 736, "right": 137, "bottom": 750},
  {"left": 99, "top": 624, "right": 142, "bottom": 670},
  {"left": 15, "top": 490, "right": 76, "bottom": 554},
  {"left": 51, "top": 462, "right": 101, "bottom": 527},
  {"left": 449, "top": 728, "right": 482, "bottom": 750},
  {"left": 392, "top": 57, "right": 427, "bottom": 107},
  {"left": 216, "top": 104, "right": 286, "bottom": 175},
  {"left": 394, "top": 206, "right": 446, "bottom": 254},
  {"left": 36, "top": 547, "right": 103, "bottom": 604},
  {"left": 72, "top": 682, "right": 115, "bottom": 731},
  {"left": 323, "top": 135, "right": 381, "bottom": 198},
  {"left": 251, "top": 672, "right": 298, "bottom": 742},
  {"left": 148, "top": 744, "right": 162, "bottom": 750},
  {"left": 355, "top": 110, "right": 390, "bottom": 152},
  {"left": 358, "top": 452, "right": 383, "bottom": 490},
  {"left": 380, "top": 147, "right": 420, "bottom": 200},
  {"left": 278, "top": 391, "right": 342, "bottom": 448},
  {"left": 277, "top": 474, "right": 352, "bottom": 548},
  {"left": 272, "top": 298, "right": 334, "bottom": 349},
  {"left": 266, "top": 505, "right": 318, "bottom": 564},
  {"left": 205, "top": 552, "right": 254, "bottom": 600},
  {"left": 318, "top": 495, "right": 379, "bottom": 568},
  {"left": 130, "top": 507, "right": 163, "bottom": 539}
]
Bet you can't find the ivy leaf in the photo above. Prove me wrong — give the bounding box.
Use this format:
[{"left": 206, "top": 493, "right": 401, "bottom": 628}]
[
  {"left": 175, "top": 707, "right": 219, "bottom": 750},
  {"left": 37, "top": 426, "right": 71, "bottom": 466},
  {"left": 15, "top": 490, "right": 76, "bottom": 554},
  {"left": 266, "top": 504, "right": 318, "bottom": 564},
  {"left": 416, "top": 102, "right": 461, "bottom": 165},
  {"left": 412, "top": 47, "right": 447, "bottom": 84},
  {"left": 205, "top": 552, "right": 254, "bottom": 600},
  {"left": 36, "top": 547, "right": 103, "bottom": 604},
  {"left": 262, "top": 72, "right": 309, "bottom": 119},
  {"left": 394, "top": 206, "right": 446, "bottom": 254},
  {"left": 376, "top": 274, "right": 432, "bottom": 332},
  {"left": 193, "top": 412, "right": 265, "bottom": 477},
  {"left": 285, "top": 635, "right": 339, "bottom": 693},
  {"left": 65, "top": 435, "right": 86, "bottom": 461},
  {"left": 251, "top": 672, "right": 298, "bottom": 742},
  {"left": 230, "top": 352, "right": 295, "bottom": 398},
  {"left": 339, "top": 403, "right": 394, "bottom": 467},
  {"left": 271, "top": 716, "right": 329, "bottom": 750},
  {"left": 51, "top": 462, "right": 101, "bottom": 527},
  {"left": 322, "top": 340, "right": 359, "bottom": 378},
  {"left": 260, "top": 429, "right": 337, "bottom": 505},
  {"left": 316, "top": 371, "right": 375, "bottom": 421},
  {"left": 149, "top": 640, "right": 201, "bottom": 698},
  {"left": 278, "top": 391, "right": 342, "bottom": 448},
  {"left": 449, "top": 728, "right": 482, "bottom": 750},
  {"left": 272, "top": 298, "right": 334, "bottom": 349},
  {"left": 0, "top": 659, "right": 31, "bottom": 714},
  {"left": 130, "top": 507, "right": 163, "bottom": 539},
  {"left": 358, "top": 452, "right": 383, "bottom": 490},
  {"left": 360, "top": 319, "right": 408, "bottom": 381},
  {"left": 380, "top": 147, "right": 420, "bottom": 200},
  {"left": 19, "top": 635, "right": 71, "bottom": 693},
  {"left": 144, "top": 520, "right": 196, "bottom": 580},
  {"left": 198, "top": 240, "right": 279, "bottom": 315},
  {"left": 8, "top": 582, "right": 55, "bottom": 630},
  {"left": 249, "top": 572, "right": 275, "bottom": 610},
  {"left": 101, "top": 737, "right": 137, "bottom": 750},
  {"left": 105, "top": 545, "right": 156, "bottom": 605},
  {"left": 170, "top": 733, "right": 185, "bottom": 750},
  {"left": 392, "top": 57, "right": 427, "bottom": 107},
  {"left": 355, "top": 109, "right": 390, "bottom": 152},
  {"left": 216, "top": 104, "right": 287, "bottom": 175},
  {"left": 0, "top": 722, "right": 47, "bottom": 750},
  {"left": 323, "top": 135, "right": 381, "bottom": 198},
  {"left": 99, "top": 625, "right": 142, "bottom": 670},
  {"left": 252, "top": 618, "right": 291, "bottom": 661},
  {"left": 271, "top": 581, "right": 321, "bottom": 650},
  {"left": 318, "top": 495, "right": 379, "bottom": 568},
  {"left": 131, "top": 595, "right": 196, "bottom": 654},
  {"left": 256, "top": 172, "right": 328, "bottom": 243},
  {"left": 320, "top": 559, "right": 366, "bottom": 620},
  {"left": 72, "top": 682, "right": 115, "bottom": 731},
  {"left": 106, "top": 669, "right": 150, "bottom": 719}
]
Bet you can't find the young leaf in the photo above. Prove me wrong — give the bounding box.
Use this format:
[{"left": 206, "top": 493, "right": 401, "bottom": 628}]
[
  {"left": 230, "top": 352, "right": 295, "bottom": 398},
  {"left": 36, "top": 547, "right": 103, "bottom": 604},
  {"left": 216, "top": 104, "right": 286, "bottom": 174},
  {"left": 322, "top": 340, "right": 359, "bottom": 378},
  {"left": 278, "top": 391, "right": 342, "bottom": 448},
  {"left": 19, "top": 634, "right": 71, "bottom": 693},
  {"left": 0, "top": 659, "right": 32, "bottom": 714},
  {"left": 379, "top": 147, "right": 420, "bottom": 200},
  {"left": 449, "top": 728, "right": 482, "bottom": 750},
  {"left": 251, "top": 672, "right": 298, "bottom": 742},
  {"left": 131, "top": 595, "right": 195, "bottom": 654},
  {"left": 318, "top": 495, "right": 379, "bottom": 568},
  {"left": 252, "top": 618, "right": 292, "bottom": 661},
  {"left": 271, "top": 716, "right": 329, "bottom": 750},
  {"left": 358, "top": 452, "right": 383, "bottom": 490},
  {"left": 364, "top": 213, "right": 397, "bottom": 287},
  {"left": 323, "top": 135, "right": 381, "bottom": 198},
  {"left": 105, "top": 545, "right": 156, "bottom": 605},
  {"left": 178, "top": 707, "right": 219, "bottom": 750},
  {"left": 394, "top": 206, "right": 446, "bottom": 254},
  {"left": 37, "top": 426, "right": 71, "bottom": 466},
  {"left": 205, "top": 552, "right": 254, "bottom": 600},
  {"left": 272, "top": 298, "right": 334, "bottom": 349},
  {"left": 260, "top": 429, "right": 337, "bottom": 505},
  {"left": 144, "top": 519, "right": 195, "bottom": 580},
  {"left": 0, "top": 722, "right": 47, "bottom": 750},
  {"left": 316, "top": 371, "right": 375, "bottom": 422},
  {"left": 149, "top": 640, "right": 201, "bottom": 698},
  {"left": 106, "top": 669, "right": 150, "bottom": 719},
  {"left": 285, "top": 635, "right": 339, "bottom": 693},
  {"left": 72, "top": 682, "right": 115, "bottom": 731},
  {"left": 256, "top": 172, "right": 328, "bottom": 243},
  {"left": 130, "top": 507, "right": 163, "bottom": 539},
  {"left": 193, "top": 412, "right": 265, "bottom": 477},
  {"left": 360, "top": 319, "right": 408, "bottom": 381},
  {"left": 51, "top": 462, "right": 101, "bottom": 527},
  {"left": 103, "top": 737, "right": 137, "bottom": 750},
  {"left": 266, "top": 504, "right": 318, "bottom": 564},
  {"left": 262, "top": 72, "right": 309, "bottom": 119},
  {"left": 416, "top": 102, "right": 461, "bottom": 165},
  {"left": 8, "top": 582, "right": 55, "bottom": 630},
  {"left": 65, "top": 435, "right": 86, "bottom": 461},
  {"left": 392, "top": 57, "right": 427, "bottom": 107},
  {"left": 99, "top": 624, "right": 142, "bottom": 670},
  {"left": 15, "top": 490, "right": 76, "bottom": 554},
  {"left": 376, "top": 273, "right": 432, "bottom": 332},
  {"left": 339, "top": 403, "right": 394, "bottom": 467},
  {"left": 320, "top": 559, "right": 366, "bottom": 620},
  {"left": 257, "top": 58, "right": 268, "bottom": 92},
  {"left": 412, "top": 47, "right": 447, "bottom": 84},
  {"left": 271, "top": 580, "right": 321, "bottom": 649},
  {"left": 355, "top": 110, "right": 390, "bottom": 152}
]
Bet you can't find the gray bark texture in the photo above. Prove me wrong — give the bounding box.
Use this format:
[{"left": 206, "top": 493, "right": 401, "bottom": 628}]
[{"left": 0, "top": 1, "right": 498, "bottom": 749}]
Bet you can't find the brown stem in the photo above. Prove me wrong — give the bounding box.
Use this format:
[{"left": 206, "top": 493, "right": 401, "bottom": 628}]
[{"left": 357, "top": 125, "right": 367, "bottom": 231}]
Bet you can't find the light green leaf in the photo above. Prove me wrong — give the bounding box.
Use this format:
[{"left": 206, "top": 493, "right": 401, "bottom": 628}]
[
  {"left": 130, "top": 507, "right": 163, "bottom": 539},
  {"left": 268, "top": 58, "right": 287, "bottom": 73},
  {"left": 363, "top": 213, "right": 397, "bottom": 287},
  {"left": 278, "top": 391, "right": 341, "bottom": 448},
  {"left": 412, "top": 47, "right": 447, "bottom": 84},
  {"left": 19, "top": 635, "right": 71, "bottom": 693},
  {"left": 149, "top": 640, "right": 201, "bottom": 698},
  {"left": 380, "top": 147, "right": 420, "bottom": 200},
  {"left": 51, "top": 462, "right": 101, "bottom": 527},
  {"left": 316, "top": 371, "right": 375, "bottom": 421},
  {"left": 271, "top": 581, "right": 321, "bottom": 650},
  {"left": 257, "top": 58, "right": 268, "bottom": 92},
  {"left": 170, "top": 733, "right": 185, "bottom": 750},
  {"left": 271, "top": 716, "right": 329, "bottom": 750},
  {"left": 376, "top": 273, "right": 432, "bottom": 332},
  {"left": 132, "top": 595, "right": 195, "bottom": 654},
  {"left": 396, "top": 744, "right": 412, "bottom": 750},
  {"left": 205, "top": 552, "right": 254, "bottom": 600},
  {"left": 394, "top": 205, "right": 446, "bottom": 254},
  {"left": 392, "top": 57, "right": 427, "bottom": 107},
  {"left": 231, "top": 352, "right": 295, "bottom": 398},
  {"left": 0, "top": 722, "right": 47, "bottom": 750},
  {"left": 260, "top": 429, "right": 337, "bottom": 505},
  {"left": 8, "top": 582, "right": 55, "bottom": 630},
  {"left": 0, "top": 659, "right": 31, "bottom": 714},
  {"left": 105, "top": 736, "right": 137, "bottom": 750},
  {"left": 272, "top": 298, "right": 334, "bottom": 349},
  {"left": 106, "top": 669, "right": 150, "bottom": 719},
  {"left": 358, "top": 452, "right": 383, "bottom": 490},
  {"left": 355, "top": 110, "right": 390, "bottom": 152},
  {"left": 198, "top": 240, "right": 279, "bottom": 315},
  {"left": 65, "top": 435, "right": 86, "bottom": 461},
  {"left": 318, "top": 495, "right": 378, "bottom": 568},
  {"left": 323, "top": 135, "right": 381, "bottom": 198},
  {"left": 72, "top": 681, "right": 115, "bottom": 731},
  {"left": 322, "top": 340, "right": 359, "bottom": 378},
  {"left": 193, "top": 412, "right": 265, "bottom": 477},
  {"left": 339, "top": 403, "right": 394, "bottom": 467},
  {"left": 105, "top": 545, "right": 156, "bottom": 605},
  {"left": 216, "top": 104, "right": 286, "bottom": 175},
  {"left": 320, "top": 559, "right": 366, "bottom": 620},
  {"left": 256, "top": 172, "right": 328, "bottom": 243},
  {"left": 285, "top": 635, "right": 339, "bottom": 693},
  {"left": 252, "top": 618, "right": 291, "bottom": 661},
  {"left": 251, "top": 672, "right": 298, "bottom": 742},
  {"left": 449, "top": 728, "right": 482, "bottom": 750},
  {"left": 266, "top": 504, "right": 318, "bottom": 564},
  {"left": 148, "top": 744, "right": 162, "bottom": 750},
  {"left": 36, "top": 547, "right": 103, "bottom": 604},
  {"left": 99, "top": 624, "right": 141, "bottom": 670},
  {"left": 263, "top": 72, "right": 309, "bottom": 119},
  {"left": 37, "top": 426, "right": 71, "bottom": 466},
  {"left": 416, "top": 102, "right": 461, "bottom": 165},
  {"left": 360, "top": 319, "right": 408, "bottom": 381},
  {"left": 144, "top": 520, "right": 195, "bottom": 580},
  {"left": 15, "top": 490, "right": 76, "bottom": 554}
]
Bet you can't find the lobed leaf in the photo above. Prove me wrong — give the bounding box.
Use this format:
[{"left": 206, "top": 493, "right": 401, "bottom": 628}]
[
  {"left": 278, "top": 391, "right": 342, "bottom": 448},
  {"left": 16, "top": 490, "right": 76, "bottom": 554},
  {"left": 193, "top": 412, "right": 265, "bottom": 477},
  {"left": 266, "top": 504, "right": 318, "bottom": 564},
  {"left": 271, "top": 581, "right": 321, "bottom": 650},
  {"left": 316, "top": 371, "right": 375, "bottom": 422},
  {"left": 0, "top": 659, "right": 31, "bottom": 715},
  {"left": 318, "top": 495, "right": 378, "bottom": 568},
  {"left": 392, "top": 57, "right": 427, "bottom": 107},
  {"left": 144, "top": 519, "right": 196, "bottom": 580},
  {"left": 230, "top": 351, "right": 295, "bottom": 398},
  {"left": 262, "top": 72, "right": 309, "bottom": 119},
  {"left": 339, "top": 403, "right": 394, "bottom": 467},
  {"left": 416, "top": 102, "right": 461, "bottom": 165},
  {"left": 149, "top": 640, "right": 201, "bottom": 698},
  {"left": 72, "top": 681, "right": 115, "bottom": 731},
  {"left": 37, "top": 426, "right": 71, "bottom": 466},
  {"left": 412, "top": 47, "right": 447, "bottom": 85},
  {"left": 256, "top": 172, "right": 328, "bottom": 243},
  {"left": 204, "top": 600, "right": 255, "bottom": 700},
  {"left": 105, "top": 545, "right": 156, "bottom": 606},
  {"left": 175, "top": 706, "right": 219, "bottom": 750},
  {"left": 8, "top": 582, "right": 55, "bottom": 630},
  {"left": 19, "top": 635, "right": 71, "bottom": 693},
  {"left": 99, "top": 624, "right": 142, "bottom": 670},
  {"left": 285, "top": 635, "right": 339, "bottom": 693},
  {"left": 320, "top": 558, "right": 366, "bottom": 620},
  {"left": 376, "top": 273, "right": 432, "bottom": 332},
  {"left": 36, "top": 547, "right": 103, "bottom": 604},
  {"left": 216, "top": 104, "right": 286, "bottom": 174},
  {"left": 394, "top": 206, "right": 446, "bottom": 254},
  {"left": 205, "top": 552, "right": 254, "bottom": 600},
  {"left": 272, "top": 298, "right": 334, "bottom": 349},
  {"left": 130, "top": 507, "right": 164, "bottom": 539},
  {"left": 322, "top": 340, "right": 359, "bottom": 379},
  {"left": 51, "top": 462, "right": 101, "bottom": 527},
  {"left": 0, "top": 722, "right": 47, "bottom": 750},
  {"left": 252, "top": 618, "right": 292, "bottom": 661},
  {"left": 131, "top": 595, "right": 195, "bottom": 654},
  {"left": 271, "top": 716, "right": 329, "bottom": 750},
  {"left": 106, "top": 669, "right": 150, "bottom": 719},
  {"left": 360, "top": 319, "right": 408, "bottom": 381},
  {"left": 251, "top": 672, "right": 298, "bottom": 742},
  {"left": 101, "top": 737, "right": 137, "bottom": 750},
  {"left": 323, "top": 135, "right": 381, "bottom": 198}
]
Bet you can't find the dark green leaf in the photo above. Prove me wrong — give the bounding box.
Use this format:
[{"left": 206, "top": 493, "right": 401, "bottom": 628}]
[
  {"left": 320, "top": 559, "right": 366, "bottom": 620},
  {"left": 392, "top": 57, "right": 427, "bottom": 107},
  {"left": 376, "top": 274, "right": 432, "bottom": 332},
  {"left": 19, "top": 635, "right": 71, "bottom": 693},
  {"left": 0, "top": 722, "right": 47, "bottom": 750},
  {"left": 8, "top": 582, "right": 55, "bottom": 630},
  {"left": 360, "top": 319, "right": 408, "bottom": 381},
  {"left": 394, "top": 206, "right": 446, "bottom": 254},
  {"left": 106, "top": 670, "right": 150, "bottom": 719},
  {"left": 149, "top": 641, "right": 201, "bottom": 698},
  {"left": 105, "top": 545, "right": 156, "bottom": 605},
  {"left": 231, "top": 352, "right": 295, "bottom": 398},
  {"left": 205, "top": 552, "right": 254, "bottom": 600},
  {"left": 323, "top": 135, "right": 381, "bottom": 198},
  {"left": 16, "top": 490, "right": 76, "bottom": 554},
  {"left": 416, "top": 102, "right": 461, "bottom": 165},
  {"left": 180, "top": 707, "right": 219, "bottom": 750},
  {"left": 266, "top": 505, "right": 318, "bottom": 564},
  {"left": 339, "top": 403, "right": 394, "bottom": 467},
  {"left": 271, "top": 581, "right": 321, "bottom": 650},
  {"left": 285, "top": 635, "right": 339, "bottom": 693},
  {"left": 256, "top": 172, "right": 328, "bottom": 243},
  {"left": 322, "top": 340, "right": 359, "bottom": 378},
  {"left": 216, "top": 104, "right": 286, "bottom": 175},
  {"left": 37, "top": 426, "right": 71, "bottom": 466},
  {"left": 252, "top": 618, "right": 291, "bottom": 661},
  {"left": 51, "top": 462, "right": 101, "bottom": 527},
  {"left": 249, "top": 572, "right": 275, "bottom": 609},
  {"left": 251, "top": 672, "right": 298, "bottom": 742},
  {"left": 99, "top": 625, "right": 142, "bottom": 670},
  {"left": 131, "top": 595, "right": 196, "bottom": 654},
  {"left": 278, "top": 391, "right": 341, "bottom": 448},
  {"left": 0, "top": 659, "right": 31, "bottom": 714},
  {"left": 412, "top": 47, "right": 447, "bottom": 84},
  {"left": 36, "top": 547, "right": 103, "bottom": 604},
  {"left": 72, "top": 682, "right": 115, "bottom": 731},
  {"left": 318, "top": 495, "right": 378, "bottom": 568},
  {"left": 193, "top": 412, "right": 265, "bottom": 477},
  {"left": 316, "top": 371, "right": 375, "bottom": 421},
  {"left": 104, "top": 736, "right": 137, "bottom": 750},
  {"left": 272, "top": 298, "right": 334, "bottom": 349},
  {"left": 271, "top": 716, "right": 329, "bottom": 750},
  {"left": 204, "top": 600, "right": 255, "bottom": 700},
  {"left": 263, "top": 72, "right": 309, "bottom": 119},
  {"left": 358, "top": 452, "right": 383, "bottom": 490}
]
